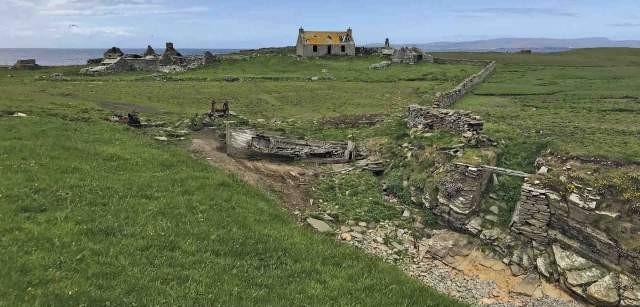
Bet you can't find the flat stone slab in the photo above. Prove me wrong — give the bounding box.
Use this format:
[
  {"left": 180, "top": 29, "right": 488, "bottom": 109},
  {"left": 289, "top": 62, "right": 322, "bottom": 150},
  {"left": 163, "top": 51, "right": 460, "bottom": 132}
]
[
  {"left": 569, "top": 193, "right": 596, "bottom": 210},
  {"left": 586, "top": 273, "right": 619, "bottom": 306},
  {"left": 511, "top": 274, "right": 540, "bottom": 296},
  {"left": 552, "top": 244, "right": 593, "bottom": 271},
  {"left": 566, "top": 267, "right": 607, "bottom": 286},
  {"left": 306, "top": 218, "right": 333, "bottom": 233}
]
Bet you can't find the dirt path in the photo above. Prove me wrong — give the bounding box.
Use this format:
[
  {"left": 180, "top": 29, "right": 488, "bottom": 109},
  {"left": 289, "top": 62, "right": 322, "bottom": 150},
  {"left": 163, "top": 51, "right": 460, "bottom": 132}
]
[
  {"left": 189, "top": 129, "right": 318, "bottom": 218},
  {"left": 187, "top": 129, "right": 585, "bottom": 306}
]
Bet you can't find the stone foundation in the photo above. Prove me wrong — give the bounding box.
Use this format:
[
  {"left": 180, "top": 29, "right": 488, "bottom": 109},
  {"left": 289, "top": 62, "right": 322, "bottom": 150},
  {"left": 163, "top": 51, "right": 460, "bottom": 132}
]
[{"left": 407, "top": 105, "right": 493, "bottom": 146}]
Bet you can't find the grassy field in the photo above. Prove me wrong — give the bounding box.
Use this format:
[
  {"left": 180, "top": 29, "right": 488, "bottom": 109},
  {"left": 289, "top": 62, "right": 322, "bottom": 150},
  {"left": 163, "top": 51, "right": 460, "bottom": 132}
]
[
  {"left": 433, "top": 48, "right": 640, "bottom": 167},
  {"left": 0, "top": 116, "right": 464, "bottom": 306},
  {"left": 0, "top": 55, "right": 471, "bottom": 306},
  {"left": 0, "top": 56, "right": 475, "bottom": 122}
]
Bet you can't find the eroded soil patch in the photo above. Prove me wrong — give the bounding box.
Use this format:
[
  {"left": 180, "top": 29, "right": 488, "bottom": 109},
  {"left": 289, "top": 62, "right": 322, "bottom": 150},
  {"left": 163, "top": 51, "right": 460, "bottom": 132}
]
[{"left": 189, "top": 129, "right": 318, "bottom": 217}]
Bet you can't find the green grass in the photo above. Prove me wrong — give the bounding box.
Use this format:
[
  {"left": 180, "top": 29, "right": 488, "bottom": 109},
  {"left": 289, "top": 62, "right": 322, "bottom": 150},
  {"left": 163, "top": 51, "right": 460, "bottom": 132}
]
[
  {"left": 312, "top": 171, "right": 406, "bottom": 224},
  {"left": 0, "top": 116, "right": 463, "bottom": 306},
  {"left": 0, "top": 56, "right": 475, "bottom": 123},
  {"left": 432, "top": 48, "right": 640, "bottom": 163}
]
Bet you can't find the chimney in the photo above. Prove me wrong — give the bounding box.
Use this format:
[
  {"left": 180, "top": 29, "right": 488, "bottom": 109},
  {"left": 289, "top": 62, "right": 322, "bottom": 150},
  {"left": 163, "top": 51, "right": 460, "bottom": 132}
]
[
  {"left": 299, "top": 27, "right": 304, "bottom": 34},
  {"left": 384, "top": 38, "right": 390, "bottom": 49},
  {"left": 166, "top": 42, "right": 174, "bottom": 50},
  {"left": 347, "top": 27, "right": 352, "bottom": 36}
]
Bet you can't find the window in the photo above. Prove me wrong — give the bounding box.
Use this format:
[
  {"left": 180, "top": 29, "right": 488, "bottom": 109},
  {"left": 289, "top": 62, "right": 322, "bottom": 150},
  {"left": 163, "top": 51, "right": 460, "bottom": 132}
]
[
  {"left": 341, "top": 45, "right": 346, "bottom": 53},
  {"left": 313, "top": 45, "right": 318, "bottom": 53}
]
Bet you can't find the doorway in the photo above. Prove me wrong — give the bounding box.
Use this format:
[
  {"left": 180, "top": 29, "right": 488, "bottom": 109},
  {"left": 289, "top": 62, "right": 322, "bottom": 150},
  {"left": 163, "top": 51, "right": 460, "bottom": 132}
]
[{"left": 327, "top": 45, "right": 332, "bottom": 55}]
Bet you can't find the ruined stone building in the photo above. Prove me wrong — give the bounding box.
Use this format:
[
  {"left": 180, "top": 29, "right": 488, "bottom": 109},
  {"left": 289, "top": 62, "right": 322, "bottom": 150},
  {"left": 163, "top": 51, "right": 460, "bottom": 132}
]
[
  {"left": 296, "top": 27, "right": 356, "bottom": 57},
  {"left": 81, "top": 42, "right": 219, "bottom": 74},
  {"left": 391, "top": 47, "right": 431, "bottom": 65}
]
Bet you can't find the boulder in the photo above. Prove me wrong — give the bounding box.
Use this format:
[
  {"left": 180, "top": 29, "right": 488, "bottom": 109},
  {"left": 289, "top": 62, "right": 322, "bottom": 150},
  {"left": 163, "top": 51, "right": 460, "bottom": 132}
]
[
  {"left": 484, "top": 214, "right": 499, "bottom": 223},
  {"left": 511, "top": 274, "right": 540, "bottom": 296},
  {"left": 306, "top": 218, "right": 332, "bottom": 233},
  {"left": 552, "top": 244, "right": 593, "bottom": 271},
  {"left": 224, "top": 76, "right": 240, "bottom": 82},
  {"left": 480, "top": 228, "right": 501, "bottom": 241},
  {"left": 465, "top": 217, "right": 483, "bottom": 234},
  {"left": 510, "top": 264, "right": 525, "bottom": 276},
  {"left": 537, "top": 166, "right": 549, "bottom": 175},
  {"left": 569, "top": 193, "right": 596, "bottom": 210},
  {"left": 586, "top": 273, "right": 619, "bottom": 306},
  {"left": 565, "top": 267, "right": 607, "bottom": 286},
  {"left": 536, "top": 255, "right": 554, "bottom": 279},
  {"left": 621, "top": 274, "right": 640, "bottom": 306}
]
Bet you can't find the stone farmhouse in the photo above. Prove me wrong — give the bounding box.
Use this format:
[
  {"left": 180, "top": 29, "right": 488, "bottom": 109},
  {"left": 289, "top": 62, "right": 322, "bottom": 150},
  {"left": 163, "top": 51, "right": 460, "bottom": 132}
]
[{"left": 296, "top": 27, "right": 356, "bottom": 57}]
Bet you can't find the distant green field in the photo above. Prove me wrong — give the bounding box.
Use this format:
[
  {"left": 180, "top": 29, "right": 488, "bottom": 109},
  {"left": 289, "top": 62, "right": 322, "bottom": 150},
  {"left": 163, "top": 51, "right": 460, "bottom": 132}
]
[
  {"left": 434, "top": 48, "right": 640, "bottom": 166},
  {"left": 0, "top": 56, "right": 475, "bottom": 122}
]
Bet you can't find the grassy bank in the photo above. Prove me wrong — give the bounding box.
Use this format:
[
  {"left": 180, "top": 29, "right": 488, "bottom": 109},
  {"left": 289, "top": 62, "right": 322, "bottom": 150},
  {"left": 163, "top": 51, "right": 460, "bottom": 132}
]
[{"left": 0, "top": 116, "right": 463, "bottom": 306}]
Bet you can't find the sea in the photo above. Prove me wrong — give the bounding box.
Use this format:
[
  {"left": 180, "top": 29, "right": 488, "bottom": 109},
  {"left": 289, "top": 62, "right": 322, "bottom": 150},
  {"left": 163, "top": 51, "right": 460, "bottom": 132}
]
[{"left": 0, "top": 48, "right": 240, "bottom": 66}]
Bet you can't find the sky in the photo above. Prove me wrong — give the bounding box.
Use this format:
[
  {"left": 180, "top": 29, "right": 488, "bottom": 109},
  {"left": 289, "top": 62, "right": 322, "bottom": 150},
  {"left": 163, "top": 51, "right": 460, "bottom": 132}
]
[{"left": 2, "top": 0, "right": 640, "bottom": 48}]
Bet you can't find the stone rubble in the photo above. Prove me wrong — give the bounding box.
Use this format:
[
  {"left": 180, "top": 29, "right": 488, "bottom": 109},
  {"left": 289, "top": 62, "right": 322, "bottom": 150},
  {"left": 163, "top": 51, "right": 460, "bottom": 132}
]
[{"left": 407, "top": 105, "right": 494, "bottom": 147}]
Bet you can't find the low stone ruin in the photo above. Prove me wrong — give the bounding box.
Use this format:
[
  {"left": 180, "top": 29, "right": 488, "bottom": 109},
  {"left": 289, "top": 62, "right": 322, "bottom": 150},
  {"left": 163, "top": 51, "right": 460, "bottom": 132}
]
[
  {"left": 226, "top": 128, "right": 364, "bottom": 163},
  {"left": 144, "top": 45, "right": 157, "bottom": 57},
  {"left": 81, "top": 42, "right": 220, "bottom": 74},
  {"left": 390, "top": 47, "right": 433, "bottom": 65},
  {"left": 407, "top": 105, "right": 493, "bottom": 146},
  {"left": 11, "top": 59, "right": 40, "bottom": 70},
  {"left": 104, "top": 47, "right": 124, "bottom": 59}
]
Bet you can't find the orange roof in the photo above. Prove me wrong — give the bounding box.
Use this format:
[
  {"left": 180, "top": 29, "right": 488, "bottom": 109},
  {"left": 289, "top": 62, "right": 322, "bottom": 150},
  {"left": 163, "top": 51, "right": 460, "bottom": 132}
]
[{"left": 301, "top": 31, "right": 353, "bottom": 45}]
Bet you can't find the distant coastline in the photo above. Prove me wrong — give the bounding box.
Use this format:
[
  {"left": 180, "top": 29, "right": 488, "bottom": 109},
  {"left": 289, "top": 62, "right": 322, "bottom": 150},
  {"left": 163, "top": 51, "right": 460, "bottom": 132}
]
[{"left": 0, "top": 48, "right": 239, "bottom": 66}]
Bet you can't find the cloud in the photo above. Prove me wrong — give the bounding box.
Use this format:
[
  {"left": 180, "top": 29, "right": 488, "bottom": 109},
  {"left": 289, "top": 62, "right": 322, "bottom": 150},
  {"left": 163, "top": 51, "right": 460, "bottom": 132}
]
[
  {"left": 461, "top": 7, "right": 578, "bottom": 18},
  {"left": 8, "top": 0, "right": 208, "bottom": 17},
  {"left": 608, "top": 22, "right": 640, "bottom": 27}
]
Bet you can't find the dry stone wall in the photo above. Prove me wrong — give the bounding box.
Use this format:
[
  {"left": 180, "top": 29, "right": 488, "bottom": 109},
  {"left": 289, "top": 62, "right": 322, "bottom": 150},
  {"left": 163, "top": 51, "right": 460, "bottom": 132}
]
[
  {"left": 429, "top": 164, "right": 492, "bottom": 230},
  {"left": 407, "top": 105, "right": 493, "bottom": 146},
  {"left": 510, "top": 184, "right": 555, "bottom": 243},
  {"left": 433, "top": 57, "right": 492, "bottom": 66},
  {"left": 432, "top": 60, "right": 496, "bottom": 108}
]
